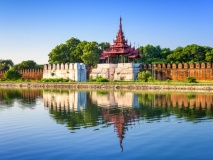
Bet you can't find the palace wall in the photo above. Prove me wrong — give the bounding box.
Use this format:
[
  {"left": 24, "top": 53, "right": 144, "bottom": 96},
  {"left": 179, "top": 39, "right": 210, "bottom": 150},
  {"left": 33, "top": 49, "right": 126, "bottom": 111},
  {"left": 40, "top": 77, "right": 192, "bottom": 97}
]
[
  {"left": 140, "top": 62, "right": 213, "bottom": 81},
  {"left": 19, "top": 69, "right": 43, "bottom": 80},
  {"left": 0, "top": 71, "right": 6, "bottom": 79},
  {"left": 43, "top": 63, "right": 86, "bottom": 82},
  {"left": 0, "top": 69, "right": 43, "bottom": 80},
  {"left": 89, "top": 63, "right": 141, "bottom": 81},
  {"left": 1, "top": 62, "right": 213, "bottom": 81}
]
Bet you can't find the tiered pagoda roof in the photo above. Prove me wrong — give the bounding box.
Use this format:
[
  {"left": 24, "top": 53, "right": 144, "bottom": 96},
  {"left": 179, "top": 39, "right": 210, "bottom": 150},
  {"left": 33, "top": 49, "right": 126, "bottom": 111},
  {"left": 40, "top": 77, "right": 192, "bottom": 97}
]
[{"left": 100, "top": 17, "right": 140, "bottom": 62}]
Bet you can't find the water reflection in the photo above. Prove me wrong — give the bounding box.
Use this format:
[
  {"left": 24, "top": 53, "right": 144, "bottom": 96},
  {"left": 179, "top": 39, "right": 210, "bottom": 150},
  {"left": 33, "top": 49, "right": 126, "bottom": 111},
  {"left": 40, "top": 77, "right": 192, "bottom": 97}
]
[
  {"left": 137, "top": 92, "right": 213, "bottom": 122},
  {"left": 43, "top": 90, "right": 139, "bottom": 151},
  {"left": 91, "top": 91, "right": 139, "bottom": 108},
  {"left": 101, "top": 107, "right": 139, "bottom": 151},
  {"left": 42, "top": 90, "right": 213, "bottom": 151},
  {"left": 1, "top": 88, "right": 213, "bottom": 152},
  {"left": 0, "top": 88, "right": 42, "bottom": 109},
  {"left": 43, "top": 90, "right": 86, "bottom": 111}
]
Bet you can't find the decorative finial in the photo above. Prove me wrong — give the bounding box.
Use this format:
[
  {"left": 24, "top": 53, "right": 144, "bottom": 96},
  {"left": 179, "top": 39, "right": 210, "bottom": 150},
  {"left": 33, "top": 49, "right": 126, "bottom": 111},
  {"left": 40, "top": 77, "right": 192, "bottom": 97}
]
[{"left": 120, "top": 16, "right": 122, "bottom": 29}]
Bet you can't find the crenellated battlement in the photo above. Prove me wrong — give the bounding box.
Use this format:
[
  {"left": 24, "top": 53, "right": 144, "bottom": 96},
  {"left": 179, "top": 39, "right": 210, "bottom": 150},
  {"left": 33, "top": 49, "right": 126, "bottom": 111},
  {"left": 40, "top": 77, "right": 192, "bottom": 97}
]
[
  {"left": 141, "top": 62, "right": 212, "bottom": 70},
  {"left": 0, "top": 69, "right": 43, "bottom": 80},
  {"left": 1, "top": 62, "right": 213, "bottom": 81},
  {"left": 0, "top": 70, "right": 7, "bottom": 79},
  {"left": 20, "top": 68, "right": 43, "bottom": 80},
  {"left": 43, "top": 63, "right": 85, "bottom": 71},
  {"left": 43, "top": 63, "right": 86, "bottom": 82},
  {"left": 141, "top": 62, "right": 213, "bottom": 81}
]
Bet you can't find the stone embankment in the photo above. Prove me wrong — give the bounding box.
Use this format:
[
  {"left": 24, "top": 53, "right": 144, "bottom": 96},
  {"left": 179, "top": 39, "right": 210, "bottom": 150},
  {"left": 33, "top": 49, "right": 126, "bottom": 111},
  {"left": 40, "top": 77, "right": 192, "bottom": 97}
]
[{"left": 1, "top": 82, "right": 213, "bottom": 92}]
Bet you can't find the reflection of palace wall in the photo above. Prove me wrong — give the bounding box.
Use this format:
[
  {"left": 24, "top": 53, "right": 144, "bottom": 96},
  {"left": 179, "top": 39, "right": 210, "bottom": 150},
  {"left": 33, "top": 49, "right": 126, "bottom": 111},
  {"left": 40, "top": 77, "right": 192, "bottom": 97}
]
[
  {"left": 43, "top": 91, "right": 86, "bottom": 110},
  {"left": 21, "top": 89, "right": 43, "bottom": 99},
  {"left": 152, "top": 93, "right": 213, "bottom": 109},
  {"left": 0, "top": 89, "right": 42, "bottom": 100},
  {"left": 91, "top": 91, "right": 139, "bottom": 107}
]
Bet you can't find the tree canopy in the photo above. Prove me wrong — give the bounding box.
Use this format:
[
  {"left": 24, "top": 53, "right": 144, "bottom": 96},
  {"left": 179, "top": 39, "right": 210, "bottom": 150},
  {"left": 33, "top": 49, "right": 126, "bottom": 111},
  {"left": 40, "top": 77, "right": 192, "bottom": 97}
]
[
  {"left": 81, "top": 42, "right": 101, "bottom": 66},
  {"left": 48, "top": 37, "right": 109, "bottom": 66},
  {"left": 14, "top": 60, "right": 43, "bottom": 70},
  {"left": 0, "top": 59, "right": 14, "bottom": 71},
  {"left": 139, "top": 44, "right": 213, "bottom": 64}
]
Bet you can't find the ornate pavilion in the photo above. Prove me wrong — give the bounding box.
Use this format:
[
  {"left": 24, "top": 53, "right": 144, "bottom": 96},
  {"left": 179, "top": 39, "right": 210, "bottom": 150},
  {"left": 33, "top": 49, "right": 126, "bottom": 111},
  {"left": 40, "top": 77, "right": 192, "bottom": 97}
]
[{"left": 100, "top": 17, "right": 141, "bottom": 63}]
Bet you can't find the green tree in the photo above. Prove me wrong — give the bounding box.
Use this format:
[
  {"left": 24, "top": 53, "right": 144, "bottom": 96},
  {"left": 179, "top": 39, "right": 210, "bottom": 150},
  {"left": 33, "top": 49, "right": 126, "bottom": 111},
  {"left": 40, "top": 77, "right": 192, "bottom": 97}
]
[
  {"left": 65, "top": 37, "right": 81, "bottom": 62},
  {"left": 167, "top": 46, "right": 183, "bottom": 63},
  {"left": 81, "top": 42, "right": 101, "bottom": 66},
  {"left": 4, "top": 68, "right": 22, "bottom": 80},
  {"left": 15, "top": 60, "right": 41, "bottom": 70},
  {"left": 143, "top": 45, "right": 161, "bottom": 59},
  {"left": 0, "top": 59, "right": 14, "bottom": 71},
  {"left": 139, "top": 45, "right": 163, "bottom": 64},
  {"left": 167, "top": 44, "right": 211, "bottom": 63},
  {"left": 98, "top": 42, "right": 110, "bottom": 51},
  {"left": 161, "top": 48, "right": 172, "bottom": 59},
  {"left": 48, "top": 44, "right": 70, "bottom": 64},
  {"left": 72, "top": 41, "right": 88, "bottom": 63},
  {"left": 205, "top": 49, "right": 213, "bottom": 62},
  {"left": 48, "top": 37, "right": 81, "bottom": 64}
]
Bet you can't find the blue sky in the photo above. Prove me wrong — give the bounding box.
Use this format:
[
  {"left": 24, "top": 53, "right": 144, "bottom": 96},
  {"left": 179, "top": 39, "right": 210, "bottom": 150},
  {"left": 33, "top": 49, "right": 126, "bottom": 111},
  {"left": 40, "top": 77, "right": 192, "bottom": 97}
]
[{"left": 0, "top": 0, "right": 213, "bottom": 64}]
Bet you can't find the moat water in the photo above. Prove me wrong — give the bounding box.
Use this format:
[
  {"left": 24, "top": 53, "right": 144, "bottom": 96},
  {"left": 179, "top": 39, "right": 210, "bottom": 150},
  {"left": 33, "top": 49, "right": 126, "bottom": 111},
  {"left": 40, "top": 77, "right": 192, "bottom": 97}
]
[{"left": 1, "top": 88, "right": 213, "bottom": 160}]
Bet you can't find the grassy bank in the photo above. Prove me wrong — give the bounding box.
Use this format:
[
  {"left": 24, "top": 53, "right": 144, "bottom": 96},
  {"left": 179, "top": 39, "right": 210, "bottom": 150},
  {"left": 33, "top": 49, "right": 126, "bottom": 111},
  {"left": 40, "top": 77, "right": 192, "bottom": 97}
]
[
  {"left": 1, "top": 81, "right": 213, "bottom": 92},
  {"left": 1, "top": 80, "right": 213, "bottom": 86}
]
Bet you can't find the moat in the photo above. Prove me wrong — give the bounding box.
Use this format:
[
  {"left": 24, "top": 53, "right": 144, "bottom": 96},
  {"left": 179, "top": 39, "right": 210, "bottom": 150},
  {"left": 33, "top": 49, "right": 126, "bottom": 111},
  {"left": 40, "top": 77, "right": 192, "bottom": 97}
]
[{"left": 1, "top": 88, "right": 213, "bottom": 160}]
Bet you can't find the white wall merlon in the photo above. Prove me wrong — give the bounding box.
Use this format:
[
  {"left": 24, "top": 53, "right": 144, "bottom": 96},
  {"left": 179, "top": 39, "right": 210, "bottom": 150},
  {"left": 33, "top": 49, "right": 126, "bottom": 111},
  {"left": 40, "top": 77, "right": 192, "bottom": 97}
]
[{"left": 43, "top": 63, "right": 87, "bottom": 82}]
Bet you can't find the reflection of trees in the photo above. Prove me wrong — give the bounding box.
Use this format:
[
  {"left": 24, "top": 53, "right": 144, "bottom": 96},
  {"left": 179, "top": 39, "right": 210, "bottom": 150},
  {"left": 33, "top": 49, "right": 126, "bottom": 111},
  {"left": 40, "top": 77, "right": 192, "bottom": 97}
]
[
  {"left": 0, "top": 89, "right": 22, "bottom": 106},
  {"left": 0, "top": 88, "right": 42, "bottom": 108},
  {"left": 137, "top": 92, "right": 213, "bottom": 122}
]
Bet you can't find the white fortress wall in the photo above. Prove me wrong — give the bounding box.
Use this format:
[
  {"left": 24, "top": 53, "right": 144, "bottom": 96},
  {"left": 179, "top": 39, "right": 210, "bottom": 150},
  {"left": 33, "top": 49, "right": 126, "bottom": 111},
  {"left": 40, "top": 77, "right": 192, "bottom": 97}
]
[
  {"left": 114, "top": 63, "right": 141, "bottom": 81},
  {"left": 90, "top": 64, "right": 118, "bottom": 80},
  {"left": 43, "top": 63, "right": 86, "bottom": 82},
  {"left": 90, "top": 63, "right": 141, "bottom": 81}
]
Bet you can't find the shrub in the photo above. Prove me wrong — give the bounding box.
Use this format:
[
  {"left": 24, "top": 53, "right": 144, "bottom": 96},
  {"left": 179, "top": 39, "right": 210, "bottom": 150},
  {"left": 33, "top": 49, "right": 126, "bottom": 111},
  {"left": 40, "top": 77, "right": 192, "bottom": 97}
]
[
  {"left": 89, "top": 76, "right": 96, "bottom": 82},
  {"left": 89, "top": 76, "right": 109, "bottom": 82},
  {"left": 186, "top": 77, "right": 197, "bottom": 83},
  {"left": 96, "top": 77, "right": 109, "bottom": 82},
  {"left": 138, "top": 70, "right": 152, "bottom": 82},
  {"left": 4, "top": 68, "right": 22, "bottom": 80},
  {"left": 166, "top": 79, "right": 171, "bottom": 83},
  {"left": 147, "top": 76, "right": 155, "bottom": 82},
  {"left": 41, "top": 78, "right": 69, "bottom": 82}
]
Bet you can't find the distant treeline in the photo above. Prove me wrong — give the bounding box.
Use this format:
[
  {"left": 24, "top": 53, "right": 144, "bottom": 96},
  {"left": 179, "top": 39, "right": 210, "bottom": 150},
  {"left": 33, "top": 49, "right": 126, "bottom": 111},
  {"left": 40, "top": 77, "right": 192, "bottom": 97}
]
[
  {"left": 48, "top": 37, "right": 213, "bottom": 65},
  {"left": 138, "top": 44, "right": 213, "bottom": 64},
  {"left": 0, "top": 59, "right": 43, "bottom": 71}
]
